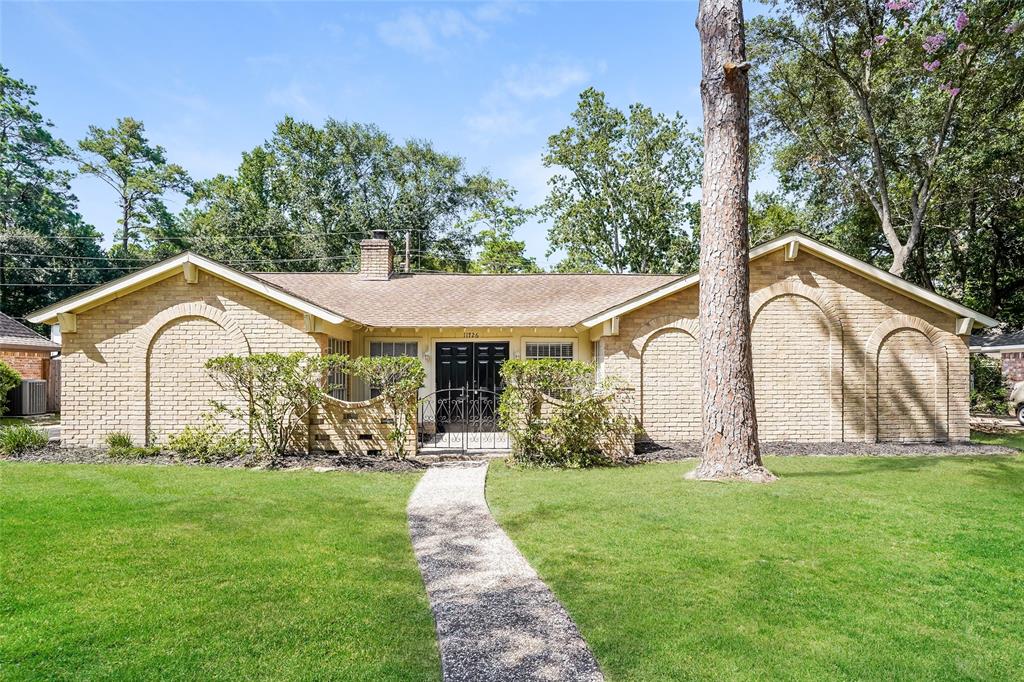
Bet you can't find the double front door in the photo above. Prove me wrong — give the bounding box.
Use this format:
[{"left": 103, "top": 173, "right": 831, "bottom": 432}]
[{"left": 434, "top": 341, "right": 509, "bottom": 428}]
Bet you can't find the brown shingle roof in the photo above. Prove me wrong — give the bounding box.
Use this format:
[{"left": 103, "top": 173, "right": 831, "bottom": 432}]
[
  {"left": 0, "top": 312, "right": 59, "bottom": 350},
  {"left": 253, "top": 272, "right": 682, "bottom": 328}
]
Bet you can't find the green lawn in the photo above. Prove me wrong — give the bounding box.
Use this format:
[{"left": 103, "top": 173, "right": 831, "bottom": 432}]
[
  {"left": 488, "top": 455, "right": 1024, "bottom": 681},
  {"left": 1, "top": 463, "right": 439, "bottom": 681},
  {"left": 972, "top": 429, "right": 1024, "bottom": 451}
]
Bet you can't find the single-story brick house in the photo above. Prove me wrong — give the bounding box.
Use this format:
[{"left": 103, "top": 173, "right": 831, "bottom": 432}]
[
  {"left": 0, "top": 311, "right": 59, "bottom": 382},
  {"left": 969, "top": 330, "right": 1024, "bottom": 383},
  {"left": 28, "top": 230, "right": 997, "bottom": 453}
]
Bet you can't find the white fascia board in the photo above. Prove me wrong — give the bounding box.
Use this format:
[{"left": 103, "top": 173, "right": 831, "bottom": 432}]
[
  {"left": 579, "top": 233, "right": 999, "bottom": 329},
  {"left": 782, "top": 234, "right": 999, "bottom": 328},
  {"left": 27, "top": 252, "right": 347, "bottom": 326},
  {"left": 969, "top": 344, "right": 1024, "bottom": 353},
  {"left": 580, "top": 273, "right": 699, "bottom": 328}
]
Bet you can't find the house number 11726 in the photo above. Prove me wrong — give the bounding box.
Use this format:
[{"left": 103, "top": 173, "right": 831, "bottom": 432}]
[{"left": 463, "top": 331, "right": 479, "bottom": 338}]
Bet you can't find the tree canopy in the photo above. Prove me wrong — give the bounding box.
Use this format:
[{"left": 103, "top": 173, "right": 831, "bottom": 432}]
[
  {"left": 0, "top": 66, "right": 105, "bottom": 318},
  {"left": 541, "top": 88, "right": 702, "bottom": 274},
  {"left": 180, "top": 117, "right": 523, "bottom": 272},
  {"left": 750, "top": 0, "right": 1024, "bottom": 284}
]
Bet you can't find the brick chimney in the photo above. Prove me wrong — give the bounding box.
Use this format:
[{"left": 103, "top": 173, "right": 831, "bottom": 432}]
[{"left": 359, "top": 229, "right": 395, "bottom": 280}]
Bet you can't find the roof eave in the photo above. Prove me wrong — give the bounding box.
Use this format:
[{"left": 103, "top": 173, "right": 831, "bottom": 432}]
[
  {"left": 579, "top": 232, "right": 999, "bottom": 330},
  {"left": 26, "top": 252, "right": 348, "bottom": 326}
]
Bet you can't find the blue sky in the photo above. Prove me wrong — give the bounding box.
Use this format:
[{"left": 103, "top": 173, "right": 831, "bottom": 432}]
[{"left": 3, "top": 1, "right": 768, "bottom": 266}]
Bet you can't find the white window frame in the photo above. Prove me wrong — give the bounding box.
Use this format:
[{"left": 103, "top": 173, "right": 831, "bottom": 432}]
[
  {"left": 366, "top": 338, "right": 421, "bottom": 398},
  {"left": 523, "top": 339, "right": 575, "bottom": 361},
  {"left": 327, "top": 337, "right": 350, "bottom": 400}
]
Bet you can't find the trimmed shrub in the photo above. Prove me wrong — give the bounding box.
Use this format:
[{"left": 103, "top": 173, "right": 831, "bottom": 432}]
[
  {"left": 0, "top": 360, "right": 22, "bottom": 417},
  {"left": 0, "top": 423, "right": 48, "bottom": 455},
  {"left": 498, "top": 359, "right": 632, "bottom": 468},
  {"left": 205, "top": 352, "right": 349, "bottom": 460},
  {"left": 105, "top": 431, "right": 159, "bottom": 459},
  {"left": 350, "top": 356, "right": 425, "bottom": 458},
  {"left": 167, "top": 417, "right": 250, "bottom": 463}
]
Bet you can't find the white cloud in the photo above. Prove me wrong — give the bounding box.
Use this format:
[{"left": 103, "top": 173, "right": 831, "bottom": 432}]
[
  {"left": 502, "top": 61, "right": 589, "bottom": 100},
  {"left": 266, "top": 82, "right": 323, "bottom": 119},
  {"left": 466, "top": 57, "right": 590, "bottom": 138},
  {"left": 465, "top": 110, "right": 538, "bottom": 137},
  {"left": 377, "top": 7, "right": 487, "bottom": 57}
]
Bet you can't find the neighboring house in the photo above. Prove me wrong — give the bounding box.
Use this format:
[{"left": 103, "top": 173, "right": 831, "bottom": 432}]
[
  {"left": 27, "top": 231, "right": 997, "bottom": 452},
  {"left": 0, "top": 311, "right": 60, "bottom": 414},
  {"left": 969, "top": 330, "right": 1024, "bottom": 383},
  {"left": 0, "top": 311, "right": 59, "bottom": 381}
]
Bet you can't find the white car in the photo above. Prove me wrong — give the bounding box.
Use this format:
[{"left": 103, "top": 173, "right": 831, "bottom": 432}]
[{"left": 1010, "top": 382, "right": 1024, "bottom": 426}]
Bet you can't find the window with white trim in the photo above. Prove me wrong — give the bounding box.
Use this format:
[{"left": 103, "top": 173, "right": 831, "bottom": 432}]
[
  {"left": 370, "top": 341, "right": 419, "bottom": 358},
  {"left": 327, "top": 337, "right": 349, "bottom": 400},
  {"left": 525, "top": 342, "right": 574, "bottom": 360},
  {"left": 369, "top": 341, "right": 419, "bottom": 397}
]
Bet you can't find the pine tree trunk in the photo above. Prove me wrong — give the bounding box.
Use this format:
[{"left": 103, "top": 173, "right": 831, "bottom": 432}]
[{"left": 692, "top": 0, "right": 775, "bottom": 483}]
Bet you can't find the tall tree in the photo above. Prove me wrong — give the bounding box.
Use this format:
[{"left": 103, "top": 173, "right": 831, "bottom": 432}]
[
  {"left": 468, "top": 182, "right": 539, "bottom": 273},
  {"left": 78, "top": 117, "right": 191, "bottom": 252},
  {"left": 750, "top": 1, "right": 1023, "bottom": 279},
  {"left": 541, "top": 88, "right": 702, "bottom": 274},
  {"left": 0, "top": 66, "right": 105, "bottom": 317},
  {"left": 180, "top": 117, "right": 520, "bottom": 272},
  {"left": 693, "top": 0, "right": 775, "bottom": 482}
]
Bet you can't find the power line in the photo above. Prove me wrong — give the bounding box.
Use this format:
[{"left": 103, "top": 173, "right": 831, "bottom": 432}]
[{"left": 1, "top": 228, "right": 438, "bottom": 241}]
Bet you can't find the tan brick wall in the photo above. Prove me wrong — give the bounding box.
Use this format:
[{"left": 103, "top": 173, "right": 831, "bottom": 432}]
[
  {"left": 752, "top": 295, "right": 831, "bottom": 441},
  {"left": 640, "top": 329, "right": 700, "bottom": 441},
  {"left": 877, "top": 329, "right": 937, "bottom": 441},
  {"left": 603, "top": 249, "right": 970, "bottom": 443},
  {"left": 61, "top": 270, "right": 319, "bottom": 447},
  {"left": 0, "top": 349, "right": 51, "bottom": 381},
  {"left": 146, "top": 316, "right": 247, "bottom": 445},
  {"left": 309, "top": 396, "right": 416, "bottom": 456}
]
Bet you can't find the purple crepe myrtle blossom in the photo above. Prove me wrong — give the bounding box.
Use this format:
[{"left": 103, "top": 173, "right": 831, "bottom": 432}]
[
  {"left": 923, "top": 33, "right": 947, "bottom": 54},
  {"left": 955, "top": 11, "right": 969, "bottom": 32},
  {"left": 886, "top": 0, "right": 914, "bottom": 10},
  {"left": 957, "top": 42, "right": 969, "bottom": 54},
  {"left": 862, "top": 48, "right": 873, "bottom": 58},
  {"left": 939, "top": 82, "right": 961, "bottom": 97},
  {"left": 874, "top": 34, "right": 889, "bottom": 45},
  {"left": 923, "top": 60, "right": 941, "bottom": 71},
  {"left": 1007, "top": 22, "right": 1021, "bottom": 34}
]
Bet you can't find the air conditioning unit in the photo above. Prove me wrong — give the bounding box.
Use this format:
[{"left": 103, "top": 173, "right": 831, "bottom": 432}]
[{"left": 7, "top": 380, "right": 48, "bottom": 416}]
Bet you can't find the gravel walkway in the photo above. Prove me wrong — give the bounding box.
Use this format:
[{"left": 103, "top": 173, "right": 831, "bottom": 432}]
[{"left": 408, "top": 462, "right": 603, "bottom": 682}]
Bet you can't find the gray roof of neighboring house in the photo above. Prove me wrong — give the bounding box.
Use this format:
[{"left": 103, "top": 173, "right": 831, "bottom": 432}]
[
  {"left": 970, "top": 329, "right": 1024, "bottom": 350},
  {"left": 0, "top": 311, "right": 59, "bottom": 350},
  {"left": 253, "top": 271, "right": 682, "bottom": 328}
]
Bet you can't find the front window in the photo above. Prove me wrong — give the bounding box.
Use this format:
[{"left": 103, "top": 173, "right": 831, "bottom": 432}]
[
  {"left": 327, "top": 337, "right": 349, "bottom": 400},
  {"left": 369, "top": 341, "right": 419, "bottom": 397},
  {"left": 525, "top": 341, "right": 574, "bottom": 361}
]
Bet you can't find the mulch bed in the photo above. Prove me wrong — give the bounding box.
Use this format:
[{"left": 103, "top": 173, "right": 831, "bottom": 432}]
[
  {"left": 629, "top": 439, "right": 1018, "bottom": 463},
  {"left": 1, "top": 443, "right": 427, "bottom": 473}
]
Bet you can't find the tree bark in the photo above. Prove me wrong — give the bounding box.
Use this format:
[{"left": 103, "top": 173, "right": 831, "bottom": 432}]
[{"left": 692, "top": 0, "right": 775, "bottom": 483}]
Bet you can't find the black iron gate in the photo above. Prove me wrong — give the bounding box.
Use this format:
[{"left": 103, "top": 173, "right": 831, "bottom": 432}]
[{"left": 417, "top": 388, "right": 509, "bottom": 452}]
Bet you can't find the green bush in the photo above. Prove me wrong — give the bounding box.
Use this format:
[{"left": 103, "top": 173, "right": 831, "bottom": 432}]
[
  {"left": 0, "top": 423, "right": 48, "bottom": 455},
  {"left": 350, "top": 356, "right": 425, "bottom": 458},
  {"left": 104, "top": 431, "right": 159, "bottom": 459},
  {"left": 498, "top": 359, "right": 632, "bottom": 468},
  {"left": 205, "top": 352, "right": 349, "bottom": 459},
  {"left": 971, "top": 354, "right": 1009, "bottom": 414},
  {"left": 167, "top": 417, "right": 250, "bottom": 463},
  {"left": 0, "top": 360, "right": 22, "bottom": 417},
  {"left": 105, "top": 431, "right": 134, "bottom": 449}
]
